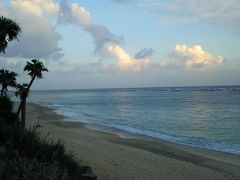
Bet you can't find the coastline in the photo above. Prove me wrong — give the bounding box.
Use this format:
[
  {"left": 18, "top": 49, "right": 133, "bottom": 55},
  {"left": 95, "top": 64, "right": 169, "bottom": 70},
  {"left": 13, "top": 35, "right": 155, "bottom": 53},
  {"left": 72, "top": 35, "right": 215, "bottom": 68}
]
[{"left": 25, "top": 102, "right": 240, "bottom": 180}]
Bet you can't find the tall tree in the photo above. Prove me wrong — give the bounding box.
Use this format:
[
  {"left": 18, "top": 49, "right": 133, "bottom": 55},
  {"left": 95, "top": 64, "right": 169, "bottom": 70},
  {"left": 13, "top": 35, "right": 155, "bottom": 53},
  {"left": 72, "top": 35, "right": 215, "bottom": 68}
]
[
  {"left": 0, "top": 16, "right": 21, "bottom": 54},
  {"left": 0, "top": 69, "right": 17, "bottom": 96},
  {"left": 17, "top": 59, "right": 48, "bottom": 127},
  {"left": 24, "top": 59, "right": 48, "bottom": 91}
]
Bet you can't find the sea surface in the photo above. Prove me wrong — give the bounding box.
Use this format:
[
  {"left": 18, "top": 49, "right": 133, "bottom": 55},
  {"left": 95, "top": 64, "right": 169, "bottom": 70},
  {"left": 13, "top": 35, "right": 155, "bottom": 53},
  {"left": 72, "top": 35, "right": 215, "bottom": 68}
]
[{"left": 26, "top": 86, "right": 240, "bottom": 154}]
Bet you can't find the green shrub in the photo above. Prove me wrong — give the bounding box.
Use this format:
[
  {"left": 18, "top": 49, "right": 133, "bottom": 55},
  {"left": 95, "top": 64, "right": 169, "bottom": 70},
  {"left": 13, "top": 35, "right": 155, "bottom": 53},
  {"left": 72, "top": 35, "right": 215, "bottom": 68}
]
[
  {"left": 0, "top": 147, "right": 6, "bottom": 177},
  {"left": 0, "top": 121, "right": 20, "bottom": 144},
  {"left": 0, "top": 97, "right": 18, "bottom": 126},
  {"left": 1, "top": 125, "right": 89, "bottom": 179},
  {"left": 0, "top": 96, "right": 13, "bottom": 113},
  {"left": 7, "top": 127, "right": 66, "bottom": 162},
  {"left": 3, "top": 156, "right": 68, "bottom": 180}
]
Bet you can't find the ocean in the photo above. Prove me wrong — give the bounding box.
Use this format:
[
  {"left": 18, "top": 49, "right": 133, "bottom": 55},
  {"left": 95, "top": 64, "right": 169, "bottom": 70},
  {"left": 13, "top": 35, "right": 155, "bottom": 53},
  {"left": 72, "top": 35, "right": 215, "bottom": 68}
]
[{"left": 27, "top": 86, "right": 240, "bottom": 155}]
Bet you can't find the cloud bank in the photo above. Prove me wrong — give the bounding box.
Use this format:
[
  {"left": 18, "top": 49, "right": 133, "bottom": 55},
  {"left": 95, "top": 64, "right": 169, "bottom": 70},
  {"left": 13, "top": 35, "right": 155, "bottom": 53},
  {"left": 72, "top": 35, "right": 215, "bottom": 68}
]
[{"left": 0, "top": 0, "right": 225, "bottom": 74}]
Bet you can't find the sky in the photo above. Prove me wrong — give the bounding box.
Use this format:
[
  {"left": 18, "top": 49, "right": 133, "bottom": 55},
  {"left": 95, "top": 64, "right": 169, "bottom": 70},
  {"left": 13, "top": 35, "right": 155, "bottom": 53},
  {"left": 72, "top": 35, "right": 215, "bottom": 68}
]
[{"left": 0, "top": 0, "right": 240, "bottom": 90}]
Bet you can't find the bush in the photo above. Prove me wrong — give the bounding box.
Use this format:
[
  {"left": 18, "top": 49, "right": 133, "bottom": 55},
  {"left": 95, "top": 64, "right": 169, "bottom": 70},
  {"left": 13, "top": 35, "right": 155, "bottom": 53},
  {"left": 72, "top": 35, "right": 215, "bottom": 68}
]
[
  {"left": 0, "top": 124, "right": 95, "bottom": 180},
  {"left": 3, "top": 156, "right": 68, "bottom": 180},
  {"left": 0, "top": 96, "right": 13, "bottom": 113},
  {"left": 0, "top": 97, "right": 19, "bottom": 143},
  {"left": 0, "top": 96, "right": 18, "bottom": 125}
]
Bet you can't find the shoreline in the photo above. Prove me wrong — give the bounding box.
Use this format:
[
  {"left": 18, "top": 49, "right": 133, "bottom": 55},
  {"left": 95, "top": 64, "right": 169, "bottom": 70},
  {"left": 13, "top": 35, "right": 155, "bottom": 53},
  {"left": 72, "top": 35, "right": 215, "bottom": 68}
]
[
  {"left": 26, "top": 102, "right": 240, "bottom": 180},
  {"left": 84, "top": 123, "right": 240, "bottom": 165},
  {"left": 44, "top": 103, "right": 240, "bottom": 156}
]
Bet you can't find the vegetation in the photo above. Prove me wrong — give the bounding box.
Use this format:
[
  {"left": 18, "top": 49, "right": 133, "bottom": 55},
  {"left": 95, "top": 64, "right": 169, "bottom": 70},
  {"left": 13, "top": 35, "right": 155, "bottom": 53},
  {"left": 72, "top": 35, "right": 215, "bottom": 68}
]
[
  {"left": 17, "top": 59, "right": 48, "bottom": 127},
  {"left": 0, "top": 16, "right": 48, "bottom": 128},
  {"left": 0, "top": 15, "right": 47, "bottom": 127},
  {"left": 24, "top": 59, "right": 48, "bottom": 88},
  {"left": 0, "top": 16, "right": 21, "bottom": 54},
  {"left": 0, "top": 69, "right": 17, "bottom": 96}
]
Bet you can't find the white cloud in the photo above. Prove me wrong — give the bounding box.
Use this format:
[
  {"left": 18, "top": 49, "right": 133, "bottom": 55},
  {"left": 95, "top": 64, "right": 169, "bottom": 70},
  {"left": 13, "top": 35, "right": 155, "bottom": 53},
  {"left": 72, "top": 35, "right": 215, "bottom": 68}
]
[
  {"left": 71, "top": 3, "right": 92, "bottom": 27},
  {"left": 101, "top": 44, "right": 224, "bottom": 72},
  {"left": 1, "top": 0, "right": 130, "bottom": 72},
  {"left": 168, "top": 44, "right": 224, "bottom": 69},
  {"left": 3, "top": 0, "right": 151, "bottom": 72},
  {"left": 58, "top": 1, "right": 91, "bottom": 27},
  {"left": 59, "top": 0, "right": 149, "bottom": 72},
  {"left": 58, "top": 0, "right": 123, "bottom": 53},
  {"left": 12, "top": 0, "right": 59, "bottom": 17},
  {"left": 104, "top": 44, "right": 152, "bottom": 72},
  {"left": 6, "top": 14, "right": 63, "bottom": 59},
  {"left": 1, "top": 0, "right": 226, "bottom": 75}
]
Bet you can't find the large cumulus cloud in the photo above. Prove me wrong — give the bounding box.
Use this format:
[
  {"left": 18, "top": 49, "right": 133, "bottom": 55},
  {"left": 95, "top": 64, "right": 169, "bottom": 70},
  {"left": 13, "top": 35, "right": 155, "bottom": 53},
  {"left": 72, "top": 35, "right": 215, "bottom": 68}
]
[
  {"left": 102, "top": 44, "right": 152, "bottom": 72},
  {"left": 167, "top": 44, "right": 224, "bottom": 69},
  {"left": 0, "top": 0, "right": 63, "bottom": 60}
]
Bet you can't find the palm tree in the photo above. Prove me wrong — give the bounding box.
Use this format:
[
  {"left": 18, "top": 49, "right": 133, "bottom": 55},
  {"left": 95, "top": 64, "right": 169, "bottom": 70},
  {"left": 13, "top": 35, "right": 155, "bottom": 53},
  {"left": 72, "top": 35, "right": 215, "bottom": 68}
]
[
  {"left": 0, "top": 16, "right": 21, "bottom": 54},
  {"left": 17, "top": 59, "right": 48, "bottom": 127},
  {"left": 0, "top": 69, "right": 17, "bottom": 96},
  {"left": 24, "top": 59, "right": 48, "bottom": 91}
]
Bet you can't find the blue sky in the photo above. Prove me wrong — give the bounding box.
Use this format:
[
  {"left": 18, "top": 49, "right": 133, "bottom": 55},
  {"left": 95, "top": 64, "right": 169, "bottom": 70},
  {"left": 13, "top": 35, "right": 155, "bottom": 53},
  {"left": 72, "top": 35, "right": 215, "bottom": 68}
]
[{"left": 0, "top": 0, "right": 239, "bottom": 89}]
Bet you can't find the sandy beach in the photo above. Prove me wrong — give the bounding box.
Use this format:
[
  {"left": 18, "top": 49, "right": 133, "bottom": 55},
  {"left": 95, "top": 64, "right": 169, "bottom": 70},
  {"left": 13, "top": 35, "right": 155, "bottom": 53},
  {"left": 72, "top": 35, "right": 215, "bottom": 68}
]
[{"left": 25, "top": 103, "right": 240, "bottom": 180}]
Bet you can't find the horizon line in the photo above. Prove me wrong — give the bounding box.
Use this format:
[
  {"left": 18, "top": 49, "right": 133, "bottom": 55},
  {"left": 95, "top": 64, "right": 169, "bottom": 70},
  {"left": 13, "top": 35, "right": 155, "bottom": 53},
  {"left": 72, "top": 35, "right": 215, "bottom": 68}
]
[{"left": 31, "top": 84, "right": 240, "bottom": 91}]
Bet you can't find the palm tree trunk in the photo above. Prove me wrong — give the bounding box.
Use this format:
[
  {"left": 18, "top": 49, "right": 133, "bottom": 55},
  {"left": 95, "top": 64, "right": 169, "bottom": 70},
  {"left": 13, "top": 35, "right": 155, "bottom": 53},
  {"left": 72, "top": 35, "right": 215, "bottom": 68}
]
[
  {"left": 21, "top": 97, "right": 26, "bottom": 128},
  {"left": 17, "top": 75, "right": 35, "bottom": 127},
  {"left": 27, "top": 76, "right": 35, "bottom": 91},
  {"left": 1, "top": 86, "right": 4, "bottom": 96},
  {"left": 17, "top": 100, "right": 23, "bottom": 115},
  {"left": 1, "top": 83, "right": 7, "bottom": 97}
]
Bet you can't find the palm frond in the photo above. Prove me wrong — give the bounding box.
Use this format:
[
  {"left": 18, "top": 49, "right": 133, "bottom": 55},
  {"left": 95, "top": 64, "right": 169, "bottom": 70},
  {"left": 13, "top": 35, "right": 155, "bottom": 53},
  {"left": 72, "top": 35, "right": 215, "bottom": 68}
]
[
  {"left": 24, "top": 59, "right": 48, "bottom": 79},
  {"left": 0, "top": 16, "right": 21, "bottom": 53}
]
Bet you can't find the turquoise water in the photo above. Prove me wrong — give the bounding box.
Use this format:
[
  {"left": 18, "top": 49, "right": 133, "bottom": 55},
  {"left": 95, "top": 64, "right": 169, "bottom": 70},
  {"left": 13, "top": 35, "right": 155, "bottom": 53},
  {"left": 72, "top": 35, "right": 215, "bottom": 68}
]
[{"left": 27, "top": 86, "right": 240, "bottom": 154}]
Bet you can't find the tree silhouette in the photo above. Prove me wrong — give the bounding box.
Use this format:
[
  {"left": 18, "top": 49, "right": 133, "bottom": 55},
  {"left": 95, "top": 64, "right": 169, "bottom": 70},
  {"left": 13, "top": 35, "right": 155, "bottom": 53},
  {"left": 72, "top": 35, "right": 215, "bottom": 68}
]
[
  {"left": 17, "top": 59, "right": 48, "bottom": 127},
  {"left": 0, "top": 69, "right": 17, "bottom": 96},
  {"left": 0, "top": 16, "right": 21, "bottom": 54},
  {"left": 24, "top": 59, "right": 48, "bottom": 90}
]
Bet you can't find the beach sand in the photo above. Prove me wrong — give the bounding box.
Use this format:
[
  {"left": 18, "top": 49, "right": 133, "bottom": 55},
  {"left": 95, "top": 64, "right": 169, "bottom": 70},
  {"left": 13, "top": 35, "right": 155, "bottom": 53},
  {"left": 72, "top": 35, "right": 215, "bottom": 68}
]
[{"left": 25, "top": 103, "right": 240, "bottom": 180}]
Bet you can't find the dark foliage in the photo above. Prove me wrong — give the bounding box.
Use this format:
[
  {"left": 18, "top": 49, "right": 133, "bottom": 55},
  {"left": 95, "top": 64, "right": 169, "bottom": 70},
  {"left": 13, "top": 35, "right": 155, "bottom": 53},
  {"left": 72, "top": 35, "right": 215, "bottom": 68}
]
[
  {"left": 0, "top": 16, "right": 21, "bottom": 54},
  {"left": 0, "top": 96, "right": 13, "bottom": 113}
]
